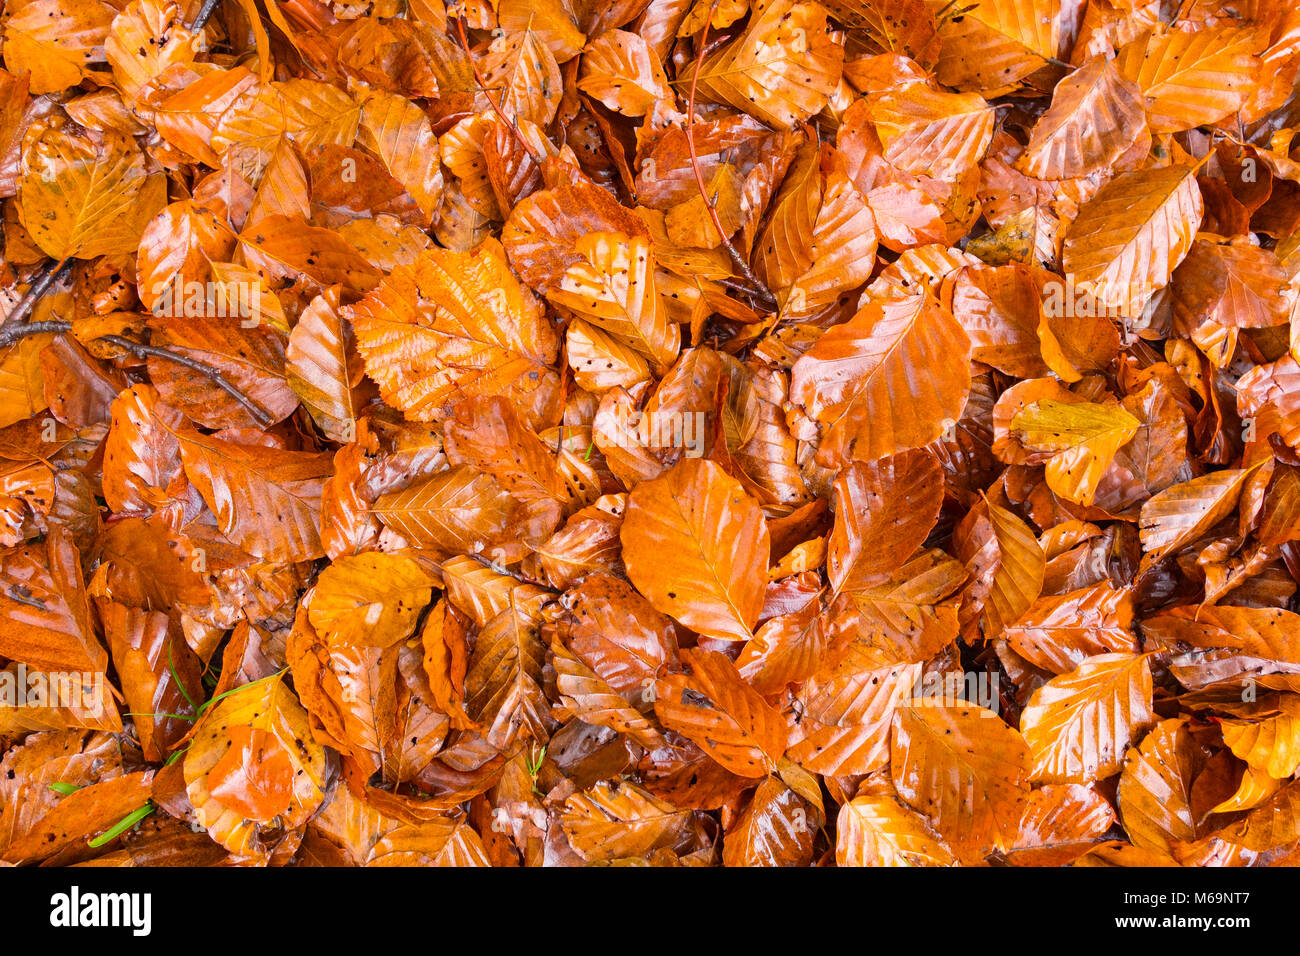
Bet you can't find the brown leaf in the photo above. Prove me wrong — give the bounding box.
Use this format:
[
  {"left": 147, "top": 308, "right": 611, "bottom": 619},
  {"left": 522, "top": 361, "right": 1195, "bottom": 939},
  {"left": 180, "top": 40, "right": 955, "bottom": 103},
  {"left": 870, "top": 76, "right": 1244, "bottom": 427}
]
[
  {"left": 654, "top": 648, "right": 788, "bottom": 777},
  {"left": 623, "top": 458, "right": 769, "bottom": 643},
  {"left": 173, "top": 427, "right": 333, "bottom": 562},
  {"left": 790, "top": 294, "right": 972, "bottom": 467}
]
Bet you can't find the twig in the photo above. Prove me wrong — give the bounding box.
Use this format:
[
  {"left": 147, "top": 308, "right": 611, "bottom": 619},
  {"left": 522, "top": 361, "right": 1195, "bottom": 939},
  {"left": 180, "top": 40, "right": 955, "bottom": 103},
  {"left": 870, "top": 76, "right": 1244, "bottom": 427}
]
[
  {"left": 0, "top": 319, "right": 72, "bottom": 350},
  {"left": 467, "top": 551, "right": 557, "bottom": 592},
  {"left": 0, "top": 289, "right": 278, "bottom": 427},
  {"left": 454, "top": 17, "right": 543, "bottom": 164},
  {"left": 99, "top": 335, "right": 274, "bottom": 428},
  {"left": 685, "top": 6, "right": 778, "bottom": 312},
  {"left": 717, "top": 276, "right": 771, "bottom": 299},
  {"left": 190, "top": 0, "right": 223, "bottom": 32},
  {"left": 1, "top": 259, "right": 71, "bottom": 331}
]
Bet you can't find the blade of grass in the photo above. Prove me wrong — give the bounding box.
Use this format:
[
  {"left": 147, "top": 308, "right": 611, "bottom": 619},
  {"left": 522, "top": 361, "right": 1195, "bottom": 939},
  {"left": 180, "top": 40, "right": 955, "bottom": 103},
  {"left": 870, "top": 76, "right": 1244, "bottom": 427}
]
[
  {"left": 88, "top": 803, "right": 155, "bottom": 848},
  {"left": 169, "top": 638, "right": 200, "bottom": 714},
  {"left": 195, "top": 667, "right": 288, "bottom": 718},
  {"left": 126, "top": 711, "right": 197, "bottom": 722}
]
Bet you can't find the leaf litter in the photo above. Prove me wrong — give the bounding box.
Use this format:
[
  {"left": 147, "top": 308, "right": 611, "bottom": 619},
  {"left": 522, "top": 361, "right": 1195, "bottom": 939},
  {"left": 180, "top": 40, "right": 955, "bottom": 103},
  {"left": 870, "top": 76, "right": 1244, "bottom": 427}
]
[{"left": 0, "top": 0, "right": 1298, "bottom": 867}]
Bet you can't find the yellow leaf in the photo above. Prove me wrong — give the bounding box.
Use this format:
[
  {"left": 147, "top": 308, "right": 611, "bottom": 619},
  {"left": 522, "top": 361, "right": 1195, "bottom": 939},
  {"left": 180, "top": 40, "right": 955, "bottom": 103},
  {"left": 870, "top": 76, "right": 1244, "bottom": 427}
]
[
  {"left": 358, "top": 90, "right": 443, "bottom": 222},
  {"left": 1212, "top": 765, "right": 1282, "bottom": 813},
  {"left": 480, "top": 28, "right": 561, "bottom": 127},
  {"left": 308, "top": 553, "right": 434, "bottom": 650},
  {"left": 1010, "top": 398, "right": 1140, "bottom": 506},
  {"left": 231, "top": 0, "right": 273, "bottom": 81},
  {"left": 868, "top": 81, "right": 995, "bottom": 182},
  {"left": 1116, "top": 717, "right": 1197, "bottom": 853},
  {"left": 286, "top": 286, "right": 359, "bottom": 442},
  {"left": 565, "top": 319, "right": 652, "bottom": 393},
  {"left": 19, "top": 121, "right": 149, "bottom": 261},
  {"left": 1139, "top": 467, "right": 1257, "bottom": 559},
  {"left": 560, "top": 780, "right": 693, "bottom": 861},
  {"left": 367, "top": 817, "right": 491, "bottom": 866}
]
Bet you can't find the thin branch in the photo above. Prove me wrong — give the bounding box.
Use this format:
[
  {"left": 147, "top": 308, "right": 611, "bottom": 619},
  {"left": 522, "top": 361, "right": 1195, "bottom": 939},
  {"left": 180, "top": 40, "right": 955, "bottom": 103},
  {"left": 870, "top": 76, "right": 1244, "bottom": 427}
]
[
  {"left": 685, "top": 7, "right": 778, "bottom": 312},
  {"left": 190, "top": 0, "right": 223, "bottom": 32},
  {"left": 99, "top": 335, "right": 274, "bottom": 428},
  {"left": 467, "top": 551, "right": 558, "bottom": 592},
  {"left": 0, "top": 319, "right": 71, "bottom": 350},
  {"left": 454, "top": 17, "right": 544, "bottom": 165},
  {"left": 717, "top": 275, "right": 771, "bottom": 299},
  {"left": 1, "top": 259, "right": 71, "bottom": 331},
  {"left": 1, "top": 295, "right": 278, "bottom": 428}
]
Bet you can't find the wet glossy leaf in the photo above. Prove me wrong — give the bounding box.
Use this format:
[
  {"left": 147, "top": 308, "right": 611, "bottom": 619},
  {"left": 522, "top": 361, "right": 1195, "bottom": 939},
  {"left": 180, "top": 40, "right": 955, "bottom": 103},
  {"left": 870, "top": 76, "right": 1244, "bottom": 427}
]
[
  {"left": 890, "top": 702, "right": 1031, "bottom": 859},
  {"left": 623, "top": 458, "right": 768, "bottom": 643},
  {"left": 654, "top": 648, "right": 788, "bottom": 777},
  {"left": 184, "top": 675, "right": 330, "bottom": 861},
  {"left": 790, "top": 294, "right": 972, "bottom": 467},
  {"left": 1020, "top": 653, "right": 1155, "bottom": 784}
]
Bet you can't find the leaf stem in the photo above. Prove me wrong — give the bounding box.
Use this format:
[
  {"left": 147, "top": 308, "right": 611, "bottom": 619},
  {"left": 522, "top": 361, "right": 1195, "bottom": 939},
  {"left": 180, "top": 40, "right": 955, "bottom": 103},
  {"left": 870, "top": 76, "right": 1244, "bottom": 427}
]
[
  {"left": 0, "top": 322, "right": 275, "bottom": 430},
  {"left": 454, "top": 17, "right": 544, "bottom": 165},
  {"left": 467, "top": 551, "right": 557, "bottom": 591}
]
